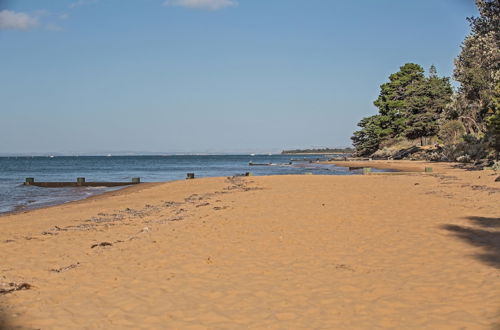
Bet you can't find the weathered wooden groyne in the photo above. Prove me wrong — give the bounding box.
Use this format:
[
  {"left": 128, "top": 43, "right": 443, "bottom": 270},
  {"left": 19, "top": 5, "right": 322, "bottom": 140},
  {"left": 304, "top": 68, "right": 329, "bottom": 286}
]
[{"left": 23, "top": 177, "right": 141, "bottom": 188}]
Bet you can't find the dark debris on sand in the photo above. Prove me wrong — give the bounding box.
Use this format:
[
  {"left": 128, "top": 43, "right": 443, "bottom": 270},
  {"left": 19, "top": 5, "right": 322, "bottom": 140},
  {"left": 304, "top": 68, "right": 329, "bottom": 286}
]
[
  {"left": 0, "top": 283, "right": 31, "bottom": 296},
  {"left": 90, "top": 242, "right": 113, "bottom": 249},
  {"left": 49, "top": 263, "right": 80, "bottom": 273}
]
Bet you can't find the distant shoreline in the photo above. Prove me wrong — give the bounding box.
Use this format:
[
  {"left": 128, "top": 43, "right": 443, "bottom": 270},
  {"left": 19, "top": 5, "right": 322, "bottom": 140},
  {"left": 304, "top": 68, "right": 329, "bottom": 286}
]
[{"left": 282, "top": 152, "right": 351, "bottom": 155}]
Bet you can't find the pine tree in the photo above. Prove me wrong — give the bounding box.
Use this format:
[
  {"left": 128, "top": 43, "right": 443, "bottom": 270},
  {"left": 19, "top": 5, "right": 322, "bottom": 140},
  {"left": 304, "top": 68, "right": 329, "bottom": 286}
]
[
  {"left": 373, "top": 63, "right": 426, "bottom": 138},
  {"left": 352, "top": 63, "right": 443, "bottom": 155},
  {"left": 404, "top": 66, "right": 453, "bottom": 145}
]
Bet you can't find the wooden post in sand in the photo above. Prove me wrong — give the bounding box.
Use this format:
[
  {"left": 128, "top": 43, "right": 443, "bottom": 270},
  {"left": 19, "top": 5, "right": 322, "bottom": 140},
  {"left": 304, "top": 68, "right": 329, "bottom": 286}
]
[
  {"left": 425, "top": 167, "right": 433, "bottom": 173},
  {"left": 186, "top": 173, "right": 195, "bottom": 180},
  {"left": 77, "top": 177, "right": 86, "bottom": 185},
  {"left": 132, "top": 177, "right": 140, "bottom": 183},
  {"left": 363, "top": 168, "right": 371, "bottom": 175},
  {"left": 25, "top": 178, "right": 34, "bottom": 184}
]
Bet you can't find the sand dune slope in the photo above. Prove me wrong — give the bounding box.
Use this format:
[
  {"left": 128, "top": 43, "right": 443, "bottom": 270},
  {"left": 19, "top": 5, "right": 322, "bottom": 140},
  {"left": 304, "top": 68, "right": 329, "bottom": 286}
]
[{"left": 0, "top": 166, "right": 499, "bottom": 329}]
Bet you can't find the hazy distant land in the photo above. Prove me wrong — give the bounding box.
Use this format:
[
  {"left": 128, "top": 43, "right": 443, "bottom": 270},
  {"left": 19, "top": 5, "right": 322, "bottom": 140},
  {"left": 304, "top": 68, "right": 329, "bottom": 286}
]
[{"left": 281, "top": 148, "right": 354, "bottom": 155}]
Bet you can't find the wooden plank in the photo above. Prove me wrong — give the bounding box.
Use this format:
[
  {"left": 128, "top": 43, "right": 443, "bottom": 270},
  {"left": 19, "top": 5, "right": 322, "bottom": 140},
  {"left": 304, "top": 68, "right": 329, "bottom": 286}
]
[{"left": 24, "top": 181, "right": 140, "bottom": 188}]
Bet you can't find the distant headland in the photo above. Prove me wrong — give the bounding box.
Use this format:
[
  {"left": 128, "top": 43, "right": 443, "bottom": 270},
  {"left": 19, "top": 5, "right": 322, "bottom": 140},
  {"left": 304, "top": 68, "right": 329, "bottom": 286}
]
[{"left": 281, "top": 147, "right": 354, "bottom": 155}]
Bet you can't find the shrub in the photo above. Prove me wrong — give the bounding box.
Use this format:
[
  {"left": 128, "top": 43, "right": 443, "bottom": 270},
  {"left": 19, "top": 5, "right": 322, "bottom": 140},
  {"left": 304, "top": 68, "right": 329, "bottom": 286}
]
[{"left": 439, "top": 120, "right": 466, "bottom": 145}]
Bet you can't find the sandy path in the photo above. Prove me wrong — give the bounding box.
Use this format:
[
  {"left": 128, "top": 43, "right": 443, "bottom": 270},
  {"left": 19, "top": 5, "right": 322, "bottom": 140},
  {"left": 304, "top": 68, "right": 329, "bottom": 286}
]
[{"left": 0, "top": 164, "right": 499, "bottom": 329}]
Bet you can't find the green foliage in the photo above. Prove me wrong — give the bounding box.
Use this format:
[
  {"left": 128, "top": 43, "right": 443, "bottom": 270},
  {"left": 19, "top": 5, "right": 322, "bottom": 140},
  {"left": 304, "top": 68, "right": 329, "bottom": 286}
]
[
  {"left": 373, "top": 63, "right": 425, "bottom": 137},
  {"left": 453, "top": 0, "right": 499, "bottom": 136},
  {"left": 351, "top": 115, "right": 387, "bottom": 156},
  {"left": 404, "top": 69, "right": 453, "bottom": 142},
  {"left": 485, "top": 82, "right": 500, "bottom": 156},
  {"left": 352, "top": 64, "right": 452, "bottom": 155},
  {"left": 350, "top": 0, "right": 499, "bottom": 160},
  {"left": 486, "top": 109, "right": 500, "bottom": 156},
  {"left": 439, "top": 120, "right": 466, "bottom": 145}
]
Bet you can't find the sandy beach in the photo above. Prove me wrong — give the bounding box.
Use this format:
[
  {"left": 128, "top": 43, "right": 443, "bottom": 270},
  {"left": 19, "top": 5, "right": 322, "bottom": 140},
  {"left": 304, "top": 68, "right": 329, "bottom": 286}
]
[{"left": 0, "top": 161, "right": 499, "bottom": 329}]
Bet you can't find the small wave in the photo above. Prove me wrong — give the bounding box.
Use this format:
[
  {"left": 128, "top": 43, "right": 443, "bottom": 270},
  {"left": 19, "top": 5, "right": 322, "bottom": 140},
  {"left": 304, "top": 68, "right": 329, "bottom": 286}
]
[{"left": 82, "top": 186, "right": 108, "bottom": 191}]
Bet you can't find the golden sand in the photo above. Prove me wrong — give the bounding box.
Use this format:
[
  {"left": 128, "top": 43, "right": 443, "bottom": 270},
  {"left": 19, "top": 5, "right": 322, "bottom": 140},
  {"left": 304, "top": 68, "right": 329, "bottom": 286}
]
[{"left": 0, "top": 161, "right": 499, "bottom": 329}]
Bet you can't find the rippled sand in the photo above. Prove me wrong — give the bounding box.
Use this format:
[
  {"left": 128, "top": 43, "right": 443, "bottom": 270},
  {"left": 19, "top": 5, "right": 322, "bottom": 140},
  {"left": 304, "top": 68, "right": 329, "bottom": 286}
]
[{"left": 0, "top": 161, "right": 499, "bottom": 329}]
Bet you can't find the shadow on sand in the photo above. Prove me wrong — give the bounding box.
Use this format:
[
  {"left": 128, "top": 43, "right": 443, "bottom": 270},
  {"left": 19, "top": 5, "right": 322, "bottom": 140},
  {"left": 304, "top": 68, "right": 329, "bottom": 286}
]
[
  {"left": 0, "top": 309, "right": 12, "bottom": 330},
  {"left": 442, "top": 216, "right": 500, "bottom": 269},
  {"left": 0, "top": 307, "right": 32, "bottom": 330},
  {"left": 449, "top": 163, "right": 485, "bottom": 171}
]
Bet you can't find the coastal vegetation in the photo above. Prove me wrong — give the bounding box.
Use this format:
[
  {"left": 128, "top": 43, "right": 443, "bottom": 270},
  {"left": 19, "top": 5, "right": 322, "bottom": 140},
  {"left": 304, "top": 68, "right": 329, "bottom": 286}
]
[{"left": 351, "top": 0, "right": 499, "bottom": 165}]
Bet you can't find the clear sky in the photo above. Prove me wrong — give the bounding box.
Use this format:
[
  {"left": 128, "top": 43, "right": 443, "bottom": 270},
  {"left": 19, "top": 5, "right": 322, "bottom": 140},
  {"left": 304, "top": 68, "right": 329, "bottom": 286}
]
[{"left": 0, "top": 0, "right": 478, "bottom": 154}]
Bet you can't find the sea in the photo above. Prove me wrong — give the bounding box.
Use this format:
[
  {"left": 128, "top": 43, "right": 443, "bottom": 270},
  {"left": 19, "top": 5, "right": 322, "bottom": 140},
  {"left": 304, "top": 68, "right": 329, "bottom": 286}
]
[{"left": 0, "top": 154, "right": 385, "bottom": 214}]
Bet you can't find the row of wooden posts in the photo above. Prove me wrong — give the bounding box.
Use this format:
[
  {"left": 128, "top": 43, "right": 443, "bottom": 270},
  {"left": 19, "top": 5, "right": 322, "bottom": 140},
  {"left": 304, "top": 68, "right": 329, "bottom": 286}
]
[
  {"left": 190, "top": 168, "right": 433, "bottom": 177},
  {"left": 25, "top": 177, "right": 141, "bottom": 184},
  {"left": 24, "top": 174, "right": 201, "bottom": 183},
  {"left": 187, "top": 172, "right": 252, "bottom": 179},
  {"left": 24, "top": 167, "right": 434, "bottom": 186},
  {"left": 24, "top": 177, "right": 142, "bottom": 187},
  {"left": 23, "top": 171, "right": 255, "bottom": 187}
]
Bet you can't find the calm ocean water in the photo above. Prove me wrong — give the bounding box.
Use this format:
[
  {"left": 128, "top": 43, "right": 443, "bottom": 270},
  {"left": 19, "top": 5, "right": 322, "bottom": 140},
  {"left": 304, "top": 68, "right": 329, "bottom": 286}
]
[{"left": 0, "top": 154, "right": 378, "bottom": 214}]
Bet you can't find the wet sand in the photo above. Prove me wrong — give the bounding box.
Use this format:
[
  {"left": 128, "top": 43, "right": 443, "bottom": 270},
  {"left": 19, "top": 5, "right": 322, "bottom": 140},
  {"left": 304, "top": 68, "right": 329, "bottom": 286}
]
[
  {"left": 0, "top": 161, "right": 499, "bottom": 329},
  {"left": 324, "top": 159, "right": 447, "bottom": 173}
]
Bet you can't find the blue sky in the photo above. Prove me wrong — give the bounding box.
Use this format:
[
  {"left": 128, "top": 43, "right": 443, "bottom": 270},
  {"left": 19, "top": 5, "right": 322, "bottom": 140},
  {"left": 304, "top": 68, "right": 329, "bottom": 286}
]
[{"left": 0, "top": 0, "right": 478, "bottom": 154}]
